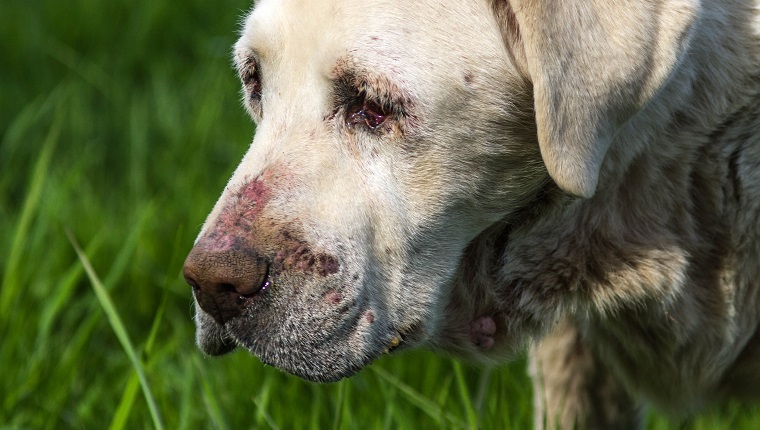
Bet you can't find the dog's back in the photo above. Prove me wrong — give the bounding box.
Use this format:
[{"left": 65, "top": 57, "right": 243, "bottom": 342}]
[{"left": 527, "top": 2, "right": 760, "bottom": 426}]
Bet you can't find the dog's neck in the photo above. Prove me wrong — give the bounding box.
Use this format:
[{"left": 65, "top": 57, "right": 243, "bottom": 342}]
[
  {"left": 439, "top": 1, "right": 760, "bottom": 361},
  {"left": 500, "top": 0, "right": 760, "bottom": 321}
]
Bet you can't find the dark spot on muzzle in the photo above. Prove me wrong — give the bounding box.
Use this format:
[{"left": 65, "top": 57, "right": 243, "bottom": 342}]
[{"left": 183, "top": 238, "right": 270, "bottom": 324}]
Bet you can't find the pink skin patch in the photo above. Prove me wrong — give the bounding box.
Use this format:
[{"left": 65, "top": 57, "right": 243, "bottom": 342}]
[
  {"left": 201, "top": 176, "right": 273, "bottom": 252},
  {"left": 219, "top": 178, "right": 272, "bottom": 232},
  {"left": 202, "top": 174, "right": 340, "bottom": 277},
  {"left": 324, "top": 289, "right": 343, "bottom": 304},
  {"left": 364, "top": 310, "right": 375, "bottom": 324},
  {"left": 471, "top": 316, "right": 496, "bottom": 350}
]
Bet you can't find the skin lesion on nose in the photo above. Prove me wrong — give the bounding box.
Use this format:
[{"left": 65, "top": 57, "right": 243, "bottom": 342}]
[
  {"left": 213, "top": 177, "right": 273, "bottom": 237},
  {"left": 184, "top": 175, "right": 341, "bottom": 324}
]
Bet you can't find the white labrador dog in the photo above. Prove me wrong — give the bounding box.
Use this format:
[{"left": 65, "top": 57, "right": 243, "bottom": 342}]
[{"left": 184, "top": 0, "right": 760, "bottom": 427}]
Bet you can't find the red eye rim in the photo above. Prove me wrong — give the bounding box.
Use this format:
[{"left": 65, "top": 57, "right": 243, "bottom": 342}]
[
  {"left": 346, "top": 99, "right": 390, "bottom": 130},
  {"left": 362, "top": 100, "right": 387, "bottom": 128}
]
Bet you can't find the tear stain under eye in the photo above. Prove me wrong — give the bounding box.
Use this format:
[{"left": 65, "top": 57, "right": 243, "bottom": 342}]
[
  {"left": 346, "top": 132, "right": 360, "bottom": 159},
  {"left": 342, "top": 107, "right": 362, "bottom": 159}
]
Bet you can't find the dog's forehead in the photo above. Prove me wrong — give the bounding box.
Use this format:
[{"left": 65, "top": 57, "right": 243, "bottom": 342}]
[{"left": 237, "top": 0, "right": 503, "bottom": 79}]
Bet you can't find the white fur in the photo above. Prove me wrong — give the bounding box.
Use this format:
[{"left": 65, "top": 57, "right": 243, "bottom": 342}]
[{"left": 188, "top": 0, "right": 760, "bottom": 427}]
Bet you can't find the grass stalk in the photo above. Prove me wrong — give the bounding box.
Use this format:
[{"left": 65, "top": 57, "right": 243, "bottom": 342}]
[
  {"left": 67, "top": 230, "right": 164, "bottom": 430},
  {"left": 453, "top": 361, "right": 479, "bottom": 429},
  {"left": 193, "top": 354, "right": 229, "bottom": 430},
  {"left": 0, "top": 110, "right": 63, "bottom": 316},
  {"left": 372, "top": 366, "right": 467, "bottom": 428}
]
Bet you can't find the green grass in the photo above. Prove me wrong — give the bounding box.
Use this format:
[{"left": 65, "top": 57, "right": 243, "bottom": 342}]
[{"left": 1, "top": 1, "right": 758, "bottom": 428}]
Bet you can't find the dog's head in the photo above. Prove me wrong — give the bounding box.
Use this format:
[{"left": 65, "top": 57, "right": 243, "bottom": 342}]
[{"left": 183, "top": 0, "right": 697, "bottom": 382}]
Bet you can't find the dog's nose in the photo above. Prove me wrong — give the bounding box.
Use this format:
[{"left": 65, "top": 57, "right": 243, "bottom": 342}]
[{"left": 183, "top": 240, "right": 270, "bottom": 324}]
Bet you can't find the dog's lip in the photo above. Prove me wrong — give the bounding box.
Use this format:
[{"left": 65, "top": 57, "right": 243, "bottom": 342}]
[
  {"left": 208, "top": 336, "right": 238, "bottom": 355},
  {"left": 383, "top": 322, "right": 421, "bottom": 355},
  {"left": 198, "top": 316, "right": 240, "bottom": 357},
  {"left": 384, "top": 334, "right": 404, "bottom": 354}
]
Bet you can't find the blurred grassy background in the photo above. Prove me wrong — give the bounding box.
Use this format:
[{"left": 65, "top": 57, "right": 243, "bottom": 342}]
[{"left": 1, "top": 0, "right": 758, "bottom": 428}]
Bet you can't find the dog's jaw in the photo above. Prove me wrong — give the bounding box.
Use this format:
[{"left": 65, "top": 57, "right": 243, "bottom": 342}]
[{"left": 194, "top": 274, "right": 430, "bottom": 382}]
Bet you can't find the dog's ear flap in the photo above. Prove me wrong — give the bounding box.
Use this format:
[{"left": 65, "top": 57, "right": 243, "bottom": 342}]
[{"left": 499, "top": 0, "right": 698, "bottom": 198}]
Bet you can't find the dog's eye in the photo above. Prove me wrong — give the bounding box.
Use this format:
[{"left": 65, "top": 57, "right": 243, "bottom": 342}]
[
  {"left": 346, "top": 99, "right": 389, "bottom": 130},
  {"left": 239, "top": 57, "right": 262, "bottom": 101}
]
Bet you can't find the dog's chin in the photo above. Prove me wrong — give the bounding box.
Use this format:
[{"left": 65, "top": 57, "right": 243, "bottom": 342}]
[
  {"left": 235, "top": 333, "right": 376, "bottom": 383},
  {"left": 195, "top": 311, "right": 239, "bottom": 355},
  {"left": 194, "top": 307, "right": 418, "bottom": 383}
]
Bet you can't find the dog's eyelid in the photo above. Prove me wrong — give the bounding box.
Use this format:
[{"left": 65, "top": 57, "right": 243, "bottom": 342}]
[
  {"left": 356, "top": 83, "right": 405, "bottom": 113},
  {"left": 237, "top": 56, "right": 260, "bottom": 85},
  {"left": 237, "top": 54, "right": 263, "bottom": 117},
  {"left": 236, "top": 51, "right": 263, "bottom": 120},
  {"left": 333, "top": 65, "right": 408, "bottom": 108},
  {"left": 331, "top": 66, "right": 414, "bottom": 133}
]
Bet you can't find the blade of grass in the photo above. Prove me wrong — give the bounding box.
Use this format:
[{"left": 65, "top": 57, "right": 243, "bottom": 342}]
[
  {"left": 35, "top": 233, "right": 105, "bottom": 348},
  {"left": 178, "top": 358, "right": 195, "bottom": 430},
  {"left": 66, "top": 230, "right": 164, "bottom": 430},
  {"left": 43, "top": 36, "right": 113, "bottom": 101},
  {"left": 374, "top": 373, "right": 400, "bottom": 430},
  {"left": 103, "top": 202, "right": 156, "bottom": 288},
  {"left": 372, "top": 366, "right": 467, "bottom": 428},
  {"left": 252, "top": 376, "right": 277, "bottom": 429},
  {"left": 0, "top": 109, "right": 63, "bottom": 317},
  {"left": 145, "top": 222, "right": 184, "bottom": 354},
  {"left": 0, "top": 83, "right": 67, "bottom": 186},
  {"left": 110, "top": 375, "right": 141, "bottom": 430},
  {"left": 111, "top": 220, "right": 180, "bottom": 430},
  {"left": 453, "top": 361, "right": 479, "bottom": 429},
  {"left": 193, "top": 354, "right": 229, "bottom": 430},
  {"left": 433, "top": 374, "right": 454, "bottom": 412},
  {"left": 252, "top": 393, "right": 281, "bottom": 430},
  {"left": 474, "top": 366, "right": 492, "bottom": 416},
  {"left": 111, "top": 278, "right": 167, "bottom": 429},
  {"left": 3, "top": 234, "right": 106, "bottom": 419},
  {"left": 332, "top": 379, "right": 346, "bottom": 430}
]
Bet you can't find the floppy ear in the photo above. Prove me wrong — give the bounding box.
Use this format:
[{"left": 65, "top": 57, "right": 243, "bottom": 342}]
[{"left": 499, "top": 0, "right": 699, "bottom": 197}]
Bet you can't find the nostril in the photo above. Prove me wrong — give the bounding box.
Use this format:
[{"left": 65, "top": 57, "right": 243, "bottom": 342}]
[
  {"left": 220, "top": 282, "right": 259, "bottom": 300},
  {"left": 183, "top": 269, "right": 201, "bottom": 293},
  {"left": 184, "top": 241, "right": 271, "bottom": 324},
  {"left": 232, "top": 262, "right": 270, "bottom": 297}
]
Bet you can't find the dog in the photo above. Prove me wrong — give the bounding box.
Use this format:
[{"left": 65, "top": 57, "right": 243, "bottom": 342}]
[{"left": 183, "top": 0, "right": 760, "bottom": 427}]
